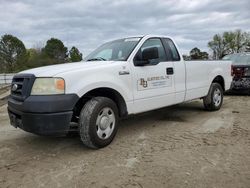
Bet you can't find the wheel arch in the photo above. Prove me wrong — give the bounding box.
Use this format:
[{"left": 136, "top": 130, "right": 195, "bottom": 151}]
[
  {"left": 212, "top": 75, "right": 225, "bottom": 91},
  {"left": 72, "top": 87, "right": 128, "bottom": 121}
]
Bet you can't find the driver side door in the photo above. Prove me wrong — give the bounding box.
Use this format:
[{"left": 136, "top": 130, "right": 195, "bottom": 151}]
[{"left": 132, "top": 38, "right": 175, "bottom": 113}]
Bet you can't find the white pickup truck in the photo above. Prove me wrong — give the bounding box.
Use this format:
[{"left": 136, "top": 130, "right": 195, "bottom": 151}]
[{"left": 8, "top": 35, "right": 232, "bottom": 149}]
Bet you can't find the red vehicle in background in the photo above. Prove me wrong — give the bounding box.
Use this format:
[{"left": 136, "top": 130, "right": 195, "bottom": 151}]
[{"left": 223, "top": 53, "right": 250, "bottom": 94}]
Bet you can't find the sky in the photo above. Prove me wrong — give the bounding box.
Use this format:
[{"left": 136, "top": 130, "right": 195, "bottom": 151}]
[{"left": 0, "top": 0, "right": 250, "bottom": 56}]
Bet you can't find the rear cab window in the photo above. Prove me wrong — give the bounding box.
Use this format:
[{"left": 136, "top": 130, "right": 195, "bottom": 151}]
[{"left": 162, "top": 38, "right": 181, "bottom": 61}]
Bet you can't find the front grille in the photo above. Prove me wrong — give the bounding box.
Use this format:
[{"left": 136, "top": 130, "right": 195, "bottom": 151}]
[{"left": 11, "top": 74, "right": 35, "bottom": 101}]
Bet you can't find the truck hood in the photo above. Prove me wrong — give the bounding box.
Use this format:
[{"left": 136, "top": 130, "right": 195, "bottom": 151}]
[{"left": 20, "top": 61, "right": 115, "bottom": 77}]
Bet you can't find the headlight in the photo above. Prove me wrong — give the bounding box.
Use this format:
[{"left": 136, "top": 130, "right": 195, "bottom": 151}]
[{"left": 31, "top": 78, "right": 65, "bottom": 95}]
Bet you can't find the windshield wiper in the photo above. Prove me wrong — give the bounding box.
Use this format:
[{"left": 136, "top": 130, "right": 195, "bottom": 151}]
[{"left": 86, "top": 57, "right": 106, "bottom": 61}]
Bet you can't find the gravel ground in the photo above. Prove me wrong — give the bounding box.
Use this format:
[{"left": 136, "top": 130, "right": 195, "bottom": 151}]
[{"left": 0, "top": 94, "right": 249, "bottom": 188}]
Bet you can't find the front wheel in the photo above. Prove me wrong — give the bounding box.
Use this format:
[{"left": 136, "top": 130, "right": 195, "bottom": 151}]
[
  {"left": 203, "top": 83, "right": 224, "bottom": 111},
  {"left": 79, "top": 97, "right": 119, "bottom": 149}
]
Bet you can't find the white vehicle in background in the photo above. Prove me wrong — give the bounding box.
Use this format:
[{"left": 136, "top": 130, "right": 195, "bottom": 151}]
[{"left": 8, "top": 35, "right": 232, "bottom": 149}]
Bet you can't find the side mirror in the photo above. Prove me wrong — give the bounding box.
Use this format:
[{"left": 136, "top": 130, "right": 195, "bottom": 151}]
[
  {"left": 134, "top": 47, "right": 159, "bottom": 66},
  {"left": 142, "top": 47, "right": 159, "bottom": 61}
]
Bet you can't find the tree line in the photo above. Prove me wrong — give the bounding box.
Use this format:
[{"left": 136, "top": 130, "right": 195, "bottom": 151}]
[
  {"left": 184, "top": 29, "right": 250, "bottom": 60},
  {"left": 0, "top": 35, "right": 82, "bottom": 73},
  {"left": 1, "top": 29, "right": 250, "bottom": 73}
]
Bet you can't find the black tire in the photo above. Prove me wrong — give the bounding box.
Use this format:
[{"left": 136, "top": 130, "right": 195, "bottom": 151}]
[
  {"left": 79, "top": 97, "right": 119, "bottom": 149},
  {"left": 203, "top": 83, "right": 224, "bottom": 111}
]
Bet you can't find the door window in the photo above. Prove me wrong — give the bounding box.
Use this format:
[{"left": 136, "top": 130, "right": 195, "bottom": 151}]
[{"left": 134, "top": 38, "right": 167, "bottom": 65}]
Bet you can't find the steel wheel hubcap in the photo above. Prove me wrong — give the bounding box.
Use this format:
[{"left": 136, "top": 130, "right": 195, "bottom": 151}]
[
  {"left": 213, "top": 88, "right": 222, "bottom": 107},
  {"left": 96, "top": 107, "right": 115, "bottom": 140}
]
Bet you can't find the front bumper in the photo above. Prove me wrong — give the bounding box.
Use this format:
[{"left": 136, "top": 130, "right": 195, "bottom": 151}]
[{"left": 8, "top": 94, "right": 79, "bottom": 136}]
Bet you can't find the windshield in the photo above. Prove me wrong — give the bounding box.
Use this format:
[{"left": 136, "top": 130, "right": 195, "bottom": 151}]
[
  {"left": 84, "top": 37, "right": 141, "bottom": 61},
  {"left": 223, "top": 54, "right": 250, "bottom": 65}
]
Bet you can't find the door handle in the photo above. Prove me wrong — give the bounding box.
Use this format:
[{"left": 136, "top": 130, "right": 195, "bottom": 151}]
[
  {"left": 166, "top": 67, "right": 174, "bottom": 75},
  {"left": 119, "top": 71, "right": 130, "bottom": 75}
]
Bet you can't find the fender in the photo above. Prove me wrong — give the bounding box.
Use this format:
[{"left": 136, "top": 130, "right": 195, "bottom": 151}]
[
  {"left": 208, "top": 67, "right": 225, "bottom": 85},
  {"left": 55, "top": 61, "right": 133, "bottom": 102},
  {"left": 65, "top": 73, "right": 132, "bottom": 102}
]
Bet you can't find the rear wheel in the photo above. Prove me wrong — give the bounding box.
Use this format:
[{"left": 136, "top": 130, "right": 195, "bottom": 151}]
[
  {"left": 79, "top": 97, "right": 119, "bottom": 149},
  {"left": 203, "top": 83, "right": 223, "bottom": 111}
]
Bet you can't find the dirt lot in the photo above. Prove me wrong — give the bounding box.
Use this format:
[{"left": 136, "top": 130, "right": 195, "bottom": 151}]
[{"left": 0, "top": 92, "right": 249, "bottom": 188}]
